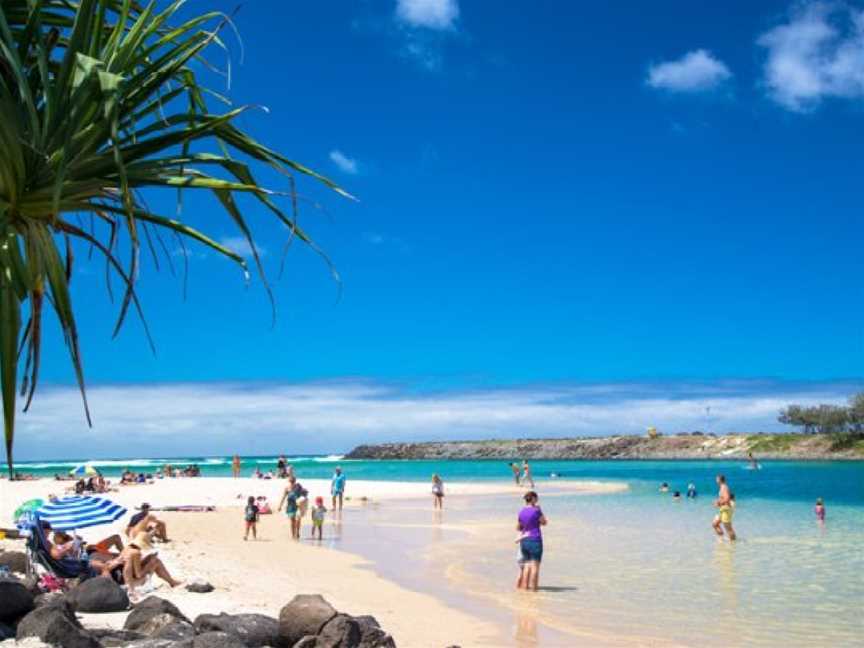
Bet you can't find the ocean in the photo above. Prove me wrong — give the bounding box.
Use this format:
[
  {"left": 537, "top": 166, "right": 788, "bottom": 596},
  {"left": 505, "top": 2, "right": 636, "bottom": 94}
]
[{"left": 12, "top": 455, "right": 864, "bottom": 505}]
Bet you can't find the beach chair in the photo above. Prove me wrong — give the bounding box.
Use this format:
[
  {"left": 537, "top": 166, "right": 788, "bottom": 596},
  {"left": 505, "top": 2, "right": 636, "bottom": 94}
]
[{"left": 24, "top": 519, "right": 96, "bottom": 583}]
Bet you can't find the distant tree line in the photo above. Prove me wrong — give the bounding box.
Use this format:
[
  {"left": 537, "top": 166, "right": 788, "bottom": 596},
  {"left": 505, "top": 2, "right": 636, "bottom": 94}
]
[{"left": 778, "top": 393, "right": 864, "bottom": 435}]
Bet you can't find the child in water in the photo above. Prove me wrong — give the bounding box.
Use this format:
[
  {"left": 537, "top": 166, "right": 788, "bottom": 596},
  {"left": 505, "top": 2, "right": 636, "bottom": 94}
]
[
  {"left": 815, "top": 498, "right": 826, "bottom": 523},
  {"left": 432, "top": 474, "right": 444, "bottom": 509},
  {"left": 311, "top": 496, "right": 327, "bottom": 540},
  {"left": 243, "top": 496, "right": 259, "bottom": 541}
]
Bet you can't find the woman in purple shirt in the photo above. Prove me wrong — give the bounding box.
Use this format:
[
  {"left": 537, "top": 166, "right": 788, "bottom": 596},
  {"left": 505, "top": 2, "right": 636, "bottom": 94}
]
[{"left": 516, "top": 490, "right": 547, "bottom": 591}]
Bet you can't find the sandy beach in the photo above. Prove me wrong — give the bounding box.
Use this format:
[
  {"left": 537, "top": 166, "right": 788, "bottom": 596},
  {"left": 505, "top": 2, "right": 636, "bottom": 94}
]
[{"left": 0, "top": 477, "right": 626, "bottom": 647}]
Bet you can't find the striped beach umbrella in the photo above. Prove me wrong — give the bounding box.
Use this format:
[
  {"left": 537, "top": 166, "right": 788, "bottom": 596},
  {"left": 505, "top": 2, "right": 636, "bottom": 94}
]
[
  {"left": 69, "top": 463, "right": 99, "bottom": 477},
  {"left": 36, "top": 496, "right": 127, "bottom": 531}
]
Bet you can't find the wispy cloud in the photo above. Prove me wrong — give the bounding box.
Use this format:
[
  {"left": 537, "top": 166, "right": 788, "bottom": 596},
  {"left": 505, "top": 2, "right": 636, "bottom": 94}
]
[
  {"left": 646, "top": 49, "right": 732, "bottom": 92},
  {"left": 218, "top": 236, "right": 265, "bottom": 259},
  {"left": 392, "top": 0, "right": 461, "bottom": 70},
  {"left": 395, "top": 0, "right": 459, "bottom": 30},
  {"left": 757, "top": 2, "right": 864, "bottom": 112},
  {"left": 329, "top": 149, "right": 359, "bottom": 175},
  {"left": 10, "top": 380, "right": 858, "bottom": 459}
]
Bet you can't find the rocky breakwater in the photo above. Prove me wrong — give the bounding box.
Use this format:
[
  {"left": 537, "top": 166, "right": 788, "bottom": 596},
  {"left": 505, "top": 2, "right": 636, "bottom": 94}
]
[
  {"left": 0, "top": 572, "right": 401, "bottom": 648},
  {"left": 345, "top": 432, "right": 863, "bottom": 460}
]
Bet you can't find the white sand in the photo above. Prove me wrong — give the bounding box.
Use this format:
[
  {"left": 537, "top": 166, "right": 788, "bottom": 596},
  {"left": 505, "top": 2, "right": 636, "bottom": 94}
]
[{"left": 0, "top": 477, "right": 625, "bottom": 647}]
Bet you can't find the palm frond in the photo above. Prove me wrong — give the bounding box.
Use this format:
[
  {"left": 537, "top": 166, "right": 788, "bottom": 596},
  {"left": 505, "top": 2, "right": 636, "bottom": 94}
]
[{"left": 0, "top": 0, "right": 350, "bottom": 477}]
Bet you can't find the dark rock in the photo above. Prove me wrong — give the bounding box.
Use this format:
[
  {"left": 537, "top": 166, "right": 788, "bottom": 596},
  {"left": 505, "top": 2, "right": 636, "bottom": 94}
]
[
  {"left": 353, "top": 616, "right": 379, "bottom": 630},
  {"left": 194, "top": 612, "right": 279, "bottom": 647},
  {"left": 67, "top": 575, "right": 129, "bottom": 612},
  {"left": 278, "top": 595, "right": 337, "bottom": 647},
  {"left": 126, "top": 639, "right": 194, "bottom": 648},
  {"left": 16, "top": 599, "right": 100, "bottom": 648},
  {"left": 90, "top": 628, "right": 148, "bottom": 647},
  {"left": 291, "top": 638, "right": 318, "bottom": 648},
  {"left": 0, "top": 579, "right": 35, "bottom": 624},
  {"left": 125, "top": 595, "right": 191, "bottom": 630},
  {"left": 193, "top": 631, "right": 247, "bottom": 648},
  {"left": 355, "top": 615, "right": 395, "bottom": 648},
  {"left": 316, "top": 615, "right": 361, "bottom": 648},
  {"left": 0, "top": 622, "right": 15, "bottom": 640},
  {"left": 136, "top": 612, "right": 196, "bottom": 641},
  {"left": 186, "top": 581, "right": 215, "bottom": 593},
  {"left": 0, "top": 550, "right": 27, "bottom": 574},
  {"left": 34, "top": 592, "right": 67, "bottom": 608}
]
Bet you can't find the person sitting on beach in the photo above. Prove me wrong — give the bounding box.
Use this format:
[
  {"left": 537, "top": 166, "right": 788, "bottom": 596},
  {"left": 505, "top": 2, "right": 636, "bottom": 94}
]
[
  {"left": 815, "top": 497, "right": 826, "bottom": 523},
  {"left": 126, "top": 503, "right": 169, "bottom": 542},
  {"left": 114, "top": 532, "right": 182, "bottom": 599},
  {"left": 687, "top": 482, "right": 697, "bottom": 498},
  {"left": 256, "top": 496, "right": 272, "bottom": 514},
  {"left": 331, "top": 467, "right": 346, "bottom": 512},
  {"left": 522, "top": 461, "right": 535, "bottom": 488},
  {"left": 432, "top": 474, "right": 445, "bottom": 510},
  {"left": 311, "top": 497, "right": 327, "bottom": 540},
  {"left": 712, "top": 474, "right": 736, "bottom": 542},
  {"left": 508, "top": 463, "right": 521, "bottom": 485},
  {"left": 244, "top": 496, "right": 259, "bottom": 541},
  {"left": 516, "top": 491, "right": 547, "bottom": 591},
  {"left": 50, "top": 530, "right": 121, "bottom": 575}
]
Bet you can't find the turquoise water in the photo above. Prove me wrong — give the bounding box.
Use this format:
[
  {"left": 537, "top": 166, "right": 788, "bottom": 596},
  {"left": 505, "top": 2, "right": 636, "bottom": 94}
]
[
  {"left": 328, "top": 470, "right": 864, "bottom": 646},
  {"left": 13, "top": 456, "right": 864, "bottom": 506}
]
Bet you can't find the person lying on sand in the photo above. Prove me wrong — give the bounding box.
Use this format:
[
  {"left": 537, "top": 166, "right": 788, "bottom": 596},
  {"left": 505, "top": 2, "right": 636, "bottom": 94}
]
[{"left": 126, "top": 503, "right": 169, "bottom": 541}]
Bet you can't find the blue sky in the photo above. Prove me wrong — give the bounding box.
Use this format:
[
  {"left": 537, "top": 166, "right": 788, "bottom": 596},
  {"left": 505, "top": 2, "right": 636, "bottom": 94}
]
[{"left": 13, "top": 0, "right": 864, "bottom": 458}]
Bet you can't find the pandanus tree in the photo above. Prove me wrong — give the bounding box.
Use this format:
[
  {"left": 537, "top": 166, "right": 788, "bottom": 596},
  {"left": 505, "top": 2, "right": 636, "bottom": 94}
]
[{"left": 0, "top": 0, "right": 348, "bottom": 478}]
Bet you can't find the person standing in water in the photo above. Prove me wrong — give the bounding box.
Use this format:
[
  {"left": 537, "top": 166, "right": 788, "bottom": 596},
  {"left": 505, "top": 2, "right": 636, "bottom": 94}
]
[
  {"left": 814, "top": 498, "right": 826, "bottom": 524},
  {"left": 432, "top": 474, "right": 444, "bottom": 509},
  {"left": 231, "top": 454, "right": 241, "bottom": 479},
  {"left": 516, "top": 491, "right": 547, "bottom": 591},
  {"left": 331, "top": 466, "right": 346, "bottom": 512},
  {"left": 508, "top": 463, "right": 521, "bottom": 485},
  {"left": 522, "top": 461, "right": 535, "bottom": 488},
  {"left": 747, "top": 452, "right": 759, "bottom": 469},
  {"left": 712, "top": 474, "right": 736, "bottom": 541}
]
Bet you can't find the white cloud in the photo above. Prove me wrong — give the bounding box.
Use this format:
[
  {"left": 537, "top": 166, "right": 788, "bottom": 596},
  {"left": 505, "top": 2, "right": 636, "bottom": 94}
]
[
  {"left": 396, "top": 0, "right": 459, "bottom": 30},
  {"left": 329, "top": 150, "right": 359, "bottom": 175},
  {"left": 646, "top": 49, "right": 732, "bottom": 92},
  {"left": 9, "top": 380, "right": 856, "bottom": 460},
  {"left": 218, "top": 236, "right": 265, "bottom": 259},
  {"left": 757, "top": 2, "right": 864, "bottom": 111}
]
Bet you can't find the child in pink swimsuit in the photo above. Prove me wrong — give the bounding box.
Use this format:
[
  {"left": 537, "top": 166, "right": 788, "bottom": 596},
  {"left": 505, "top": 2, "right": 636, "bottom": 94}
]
[{"left": 815, "top": 498, "right": 825, "bottom": 522}]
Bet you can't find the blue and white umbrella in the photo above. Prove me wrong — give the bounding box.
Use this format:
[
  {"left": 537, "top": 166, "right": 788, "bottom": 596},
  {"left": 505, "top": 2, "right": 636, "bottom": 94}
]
[{"left": 36, "top": 496, "right": 127, "bottom": 531}]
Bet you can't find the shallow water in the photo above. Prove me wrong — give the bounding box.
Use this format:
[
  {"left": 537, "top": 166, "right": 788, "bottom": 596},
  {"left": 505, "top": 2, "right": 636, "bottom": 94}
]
[{"left": 329, "top": 466, "right": 864, "bottom": 647}]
